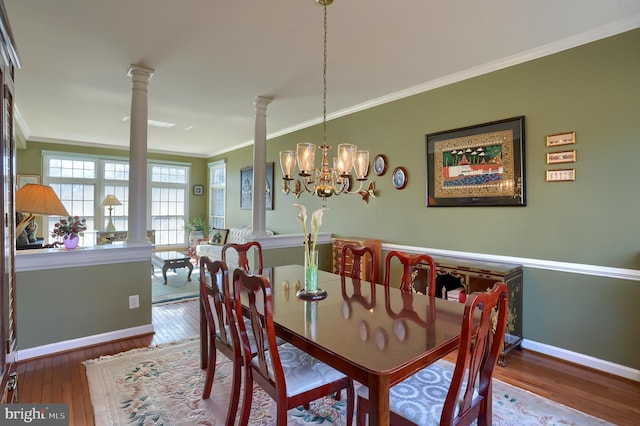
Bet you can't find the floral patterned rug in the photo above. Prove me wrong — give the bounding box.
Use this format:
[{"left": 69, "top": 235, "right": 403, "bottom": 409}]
[{"left": 84, "top": 339, "right": 612, "bottom": 425}]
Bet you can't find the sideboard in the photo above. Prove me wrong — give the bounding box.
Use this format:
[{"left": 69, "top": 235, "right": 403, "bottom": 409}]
[
  {"left": 96, "top": 230, "right": 155, "bottom": 245},
  {"left": 413, "top": 255, "right": 523, "bottom": 364}
]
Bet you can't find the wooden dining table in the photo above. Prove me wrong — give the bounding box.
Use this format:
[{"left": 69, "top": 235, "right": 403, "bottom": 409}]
[{"left": 201, "top": 264, "right": 470, "bottom": 425}]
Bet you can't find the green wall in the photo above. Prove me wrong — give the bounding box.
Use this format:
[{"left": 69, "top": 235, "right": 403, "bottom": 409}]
[
  {"left": 210, "top": 30, "right": 640, "bottom": 369},
  {"left": 17, "top": 261, "right": 151, "bottom": 349}
]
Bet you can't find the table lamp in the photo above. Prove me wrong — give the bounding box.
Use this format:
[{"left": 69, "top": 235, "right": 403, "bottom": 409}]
[
  {"left": 15, "top": 184, "right": 70, "bottom": 237},
  {"left": 100, "top": 194, "right": 122, "bottom": 231}
]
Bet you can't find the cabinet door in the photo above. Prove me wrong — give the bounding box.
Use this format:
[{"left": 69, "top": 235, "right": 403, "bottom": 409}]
[{"left": 0, "top": 67, "right": 17, "bottom": 403}]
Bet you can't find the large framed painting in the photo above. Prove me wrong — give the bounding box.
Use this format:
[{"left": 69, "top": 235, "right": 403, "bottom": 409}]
[
  {"left": 426, "top": 116, "right": 525, "bottom": 207},
  {"left": 240, "top": 162, "right": 274, "bottom": 210}
]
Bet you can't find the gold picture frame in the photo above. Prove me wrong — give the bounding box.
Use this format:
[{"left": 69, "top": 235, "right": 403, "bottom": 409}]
[
  {"left": 546, "top": 131, "right": 575, "bottom": 147},
  {"left": 546, "top": 150, "right": 576, "bottom": 164},
  {"left": 545, "top": 169, "right": 575, "bottom": 182}
]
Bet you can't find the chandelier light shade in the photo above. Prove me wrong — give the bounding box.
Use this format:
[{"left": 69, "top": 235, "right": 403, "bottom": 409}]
[
  {"left": 15, "top": 183, "right": 70, "bottom": 237},
  {"left": 279, "top": 0, "right": 374, "bottom": 204},
  {"left": 100, "top": 194, "right": 122, "bottom": 231}
]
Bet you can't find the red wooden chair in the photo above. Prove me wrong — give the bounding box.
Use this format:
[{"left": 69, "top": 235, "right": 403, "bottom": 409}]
[
  {"left": 340, "top": 244, "right": 378, "bottom": 283},
  {"left": 356, "top": 282, "right": 509, "bottom": 426},
  {"left": 222, "top": 241, "right": 263, "bottom": 273},
  {"left": 232, "top": 268, "right": 355, "bottom": 426},
  {"left": 198, "top": 257, "right": 241, "bottom": 426},
  {"left": 384, "top": 250, "right": 437, "bottom": 294}
]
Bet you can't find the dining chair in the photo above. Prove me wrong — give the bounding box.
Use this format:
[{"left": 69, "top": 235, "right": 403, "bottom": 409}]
[
  {"left": 232, "top": 268, "right": 355, "bottom": 426},
  {"left": 356, "top": 282, "right": 509, "bottom": 426},
  {"left": 222, "top": 241, "right": 263, "bottom": 274},
  {"left": 384, "top": 250, "right": 437, "bottom": 294},
  {"left": 340, "top": 244, "right": 378, "bottom": 283},
  {"left": 198, "top": 256, "right": 242, "bottom": 426}
]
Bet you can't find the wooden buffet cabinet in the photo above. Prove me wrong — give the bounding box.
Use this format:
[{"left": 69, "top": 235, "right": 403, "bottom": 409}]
[
  {"left": 414, "top": 255, "right": 523, "bottom": 363},
  {"left": 332, "top": 237, "right": 382, "bottom": 283}
]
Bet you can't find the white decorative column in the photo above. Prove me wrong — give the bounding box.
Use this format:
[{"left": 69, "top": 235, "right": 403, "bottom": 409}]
[
  {"left": 126, "top": 64, "right": 154, "bottom": 245},
  {"left": 252, "top": 96, "right": 272, "bottom": 237}
]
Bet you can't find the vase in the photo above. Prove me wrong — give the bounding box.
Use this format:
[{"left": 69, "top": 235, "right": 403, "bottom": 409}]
[
  {"left": 304, "top": 250, "right": 319, "bottom": 293},
  {"left": 63, "top": 235, "right": 79, "bottom": 249},
  {"left": 297, "top": 250, "right": 327, "bottom": 301}
]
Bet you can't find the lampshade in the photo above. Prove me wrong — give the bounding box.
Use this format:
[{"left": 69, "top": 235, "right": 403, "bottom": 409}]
[
  {"left": 100, "top": 194, "right": 122, "bottom": 207},
  {"left": 15, "top": 184, "right": 69, "bottom": 238},
  {"left": 16, "top": 184, "right": 69, "bottom": 216}
]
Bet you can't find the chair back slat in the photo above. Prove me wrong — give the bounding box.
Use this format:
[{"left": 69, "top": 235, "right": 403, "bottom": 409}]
[
  {"left": 232, "top": 268, "right": 283, "bottom": 394},
  {"left": 340, "top": 244, "right": 378, "bottom": 283},
  {"left": 222, "top": 241, "right": 264, "bottom": 274},
  {"left": 199, "top": 256, "right": 237, "bottom": 352},
  {"left": 442, "top": 282, "right": 508, "bottom": 425},
  {"left": 384, "top": 250, "right": 437, "bottom": 294}
]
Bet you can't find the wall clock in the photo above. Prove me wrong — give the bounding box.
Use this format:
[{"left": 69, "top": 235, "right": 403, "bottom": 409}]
[
  {"left": 392, "top": 167, "right": 407, "bottom": 189},
  {"left": 373, "top": 154, "right": 387, "bottom": 176}
]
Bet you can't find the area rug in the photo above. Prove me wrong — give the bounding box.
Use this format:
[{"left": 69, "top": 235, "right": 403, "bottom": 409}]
[
  {"left": 84, "top": 340, "right": 612, "bottom": 426},
  {"left": 152, "top": 265, "right": 199, "bottom": 304}
]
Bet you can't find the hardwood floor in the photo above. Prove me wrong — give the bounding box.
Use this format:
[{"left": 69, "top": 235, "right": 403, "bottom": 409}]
[{"left": 17, "top": 299, "right": 640, "bottom": 425}]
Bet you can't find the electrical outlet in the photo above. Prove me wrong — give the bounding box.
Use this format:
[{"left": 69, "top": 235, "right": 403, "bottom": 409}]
[{"left": 129, "top": 294, "right": 139, "bottom": 309}]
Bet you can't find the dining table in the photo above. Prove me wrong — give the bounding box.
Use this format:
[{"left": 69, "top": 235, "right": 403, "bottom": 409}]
[{"left": 201, "top": 264, "right": 471, "bottom": 425}]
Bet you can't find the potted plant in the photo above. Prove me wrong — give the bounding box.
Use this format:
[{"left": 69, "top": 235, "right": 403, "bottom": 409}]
[{"left": 185, "top": 217, "right": 209, "bottom": 246}]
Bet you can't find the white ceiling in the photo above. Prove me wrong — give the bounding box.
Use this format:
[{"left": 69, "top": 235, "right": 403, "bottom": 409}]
[{"left": 4, "top": 1, "right": 640, "bottom": 158}]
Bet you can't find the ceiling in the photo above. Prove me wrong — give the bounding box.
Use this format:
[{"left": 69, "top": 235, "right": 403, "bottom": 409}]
[{"left": 4, "top": 1, "right": 640, "bottom": 158}]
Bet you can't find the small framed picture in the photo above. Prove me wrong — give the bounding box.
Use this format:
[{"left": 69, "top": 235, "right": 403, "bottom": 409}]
[
  {"left": 392, "top": 167, "right": 407, "bottom": 190},
  {"left": 546, "top": 150, "right": 576, "bottom": 164},
  {"left": 373, "top": 154, "right": 387, "bottom": 176},
  {"left": 546, "top": 169, "right": 575, "bottom": 182},
  {"left": 17, "top": 174, "right": 40, "bottom": 189},
  {"left": 546, "top": 132, "right": 575, "bottom": 147},
  {"left": 193, "top": 185, "right": 204, "bottom": 196}
]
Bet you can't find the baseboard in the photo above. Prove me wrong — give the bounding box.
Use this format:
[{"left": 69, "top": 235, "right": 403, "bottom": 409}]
[
  {"left": 522, "top": 339, "right": 640, "bottom": 382},
  {"left": 17, "top": 324, "right": 155, "bottom": 361}
]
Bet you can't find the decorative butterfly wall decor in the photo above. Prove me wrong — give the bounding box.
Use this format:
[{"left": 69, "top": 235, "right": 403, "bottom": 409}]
[{"left": 358, "top": 181, "right": 376, "bottom": 203}]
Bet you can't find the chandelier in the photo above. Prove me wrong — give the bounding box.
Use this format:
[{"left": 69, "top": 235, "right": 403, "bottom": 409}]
[{"left": 279, "top": 0, "right": 372, "bottom": 204}]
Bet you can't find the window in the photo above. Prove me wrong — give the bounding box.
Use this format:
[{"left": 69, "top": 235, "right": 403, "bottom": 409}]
[
  {"left": 209, "top": 160, "right": 226, "bottom": 229},
  {"left": 42, "top": 152, "right": 190, "bottom": 247},
  {"left": 102, "top": 160, "right": 129, "bottom": 231},
  {"left": 150, "top": 164, "right": 189, "bottom": 246},
  {"left": 45, "top": 156, "right": 97, "bottom": 247}
]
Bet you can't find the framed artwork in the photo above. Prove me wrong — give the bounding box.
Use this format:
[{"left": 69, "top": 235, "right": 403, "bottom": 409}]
[
  {"left": 426, "top": 116, "right": 525, "bottom": 207},
  {"left": 17, "top": 174, "right": 40, "bottom": 189},
  {"left": 392, "top": 167, "right": 407, "bottom": 189},
  {"left": 240, "top": 162, "right": 274, "bottom": 210},
  {"left": 546, "top": 131, "right": 575, "bottom": 147},
  {"left": 546, "top": 150, "right": 576, "bottom": 164},
  {"left": 193, "top": 184, "right": 204, "bottom": 196},
  {"left": 546, "top": 169, "right": 575, "bottom": 182},
  {"left": 373, "top": 154, "right": 387, "bottom": 176}
]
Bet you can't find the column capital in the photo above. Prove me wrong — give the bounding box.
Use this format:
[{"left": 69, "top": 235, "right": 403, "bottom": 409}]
[
  {"left": 253, "top": 96, "right": 273, "bottom": 111},
  {"left": 127, "top": 64, "right": 155, "bottom": 79}
]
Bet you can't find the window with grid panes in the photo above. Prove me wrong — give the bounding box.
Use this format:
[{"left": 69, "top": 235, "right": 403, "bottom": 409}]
[
  {"left": 209, "top": 160, "right": 226, "bottom": 229},
  {"left": 102, "top": 160, "right": 129, "bottom": 231},
  {"left": 45, "top": 156, "right": 97, "bottom": 247},
  {"left": 43, "top": 152, "right": 190, "bottom": 246},
  {"left": 150, "top": 164, "right": 189, "bottom": 246}
]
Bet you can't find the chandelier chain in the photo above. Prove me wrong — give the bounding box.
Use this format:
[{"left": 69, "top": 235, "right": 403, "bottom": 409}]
[{"left": 322, "top": 3, "right": 328, "bottom": 147}]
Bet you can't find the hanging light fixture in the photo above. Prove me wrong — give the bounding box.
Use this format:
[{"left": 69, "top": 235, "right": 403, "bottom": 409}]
[{"left": 279, "top": 0, "right": 373, "bottom": 204}]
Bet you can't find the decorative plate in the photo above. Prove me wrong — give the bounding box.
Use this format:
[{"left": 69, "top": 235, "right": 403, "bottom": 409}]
[
  {"left": 373, "top": 154, "right": 387, "bottom": 176},
  {"left": 392, "top": 166, "right": 407, "bottom": 189}
]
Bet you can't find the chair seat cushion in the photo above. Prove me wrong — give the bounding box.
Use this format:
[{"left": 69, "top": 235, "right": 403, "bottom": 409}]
[
  {"left": 253, "top": 343, "right": 347, "bottom": 398},
  {"left": 357, "top": 363, "right": 477, "bottom": 425}
]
